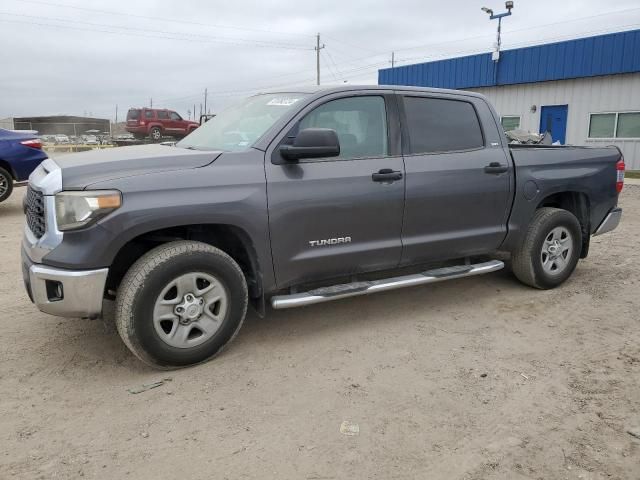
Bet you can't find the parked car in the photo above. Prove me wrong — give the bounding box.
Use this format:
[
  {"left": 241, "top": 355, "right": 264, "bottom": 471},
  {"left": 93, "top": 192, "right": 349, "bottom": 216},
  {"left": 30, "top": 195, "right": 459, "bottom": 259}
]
[
  {"left": 125, "top": 108, "right": 199, "bottom": 142},
  {"left": 22, "top": 86, "right": 624, "bottom": 368},
  {"left": 0, "top": 129, "right": 47, "bottom": 203},
  {"left": 54, "top": 134, "right": 70, "bottom": 144},
  {"left": 84, "top": 135, "right": 99, "bottom": 145}
]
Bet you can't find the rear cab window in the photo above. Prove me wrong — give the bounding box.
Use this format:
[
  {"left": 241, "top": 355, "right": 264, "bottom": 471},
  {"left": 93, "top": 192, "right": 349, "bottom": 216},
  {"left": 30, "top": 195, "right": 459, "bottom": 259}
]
[{"left": 402, "top": 96, "right": 484, "bottom": 154}]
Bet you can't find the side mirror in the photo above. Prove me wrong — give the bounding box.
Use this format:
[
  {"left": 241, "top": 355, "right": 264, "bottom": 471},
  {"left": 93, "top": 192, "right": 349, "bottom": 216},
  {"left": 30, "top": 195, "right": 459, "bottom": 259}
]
[{"left": 279, "top": 128, "right": 340, "bottom": 161}]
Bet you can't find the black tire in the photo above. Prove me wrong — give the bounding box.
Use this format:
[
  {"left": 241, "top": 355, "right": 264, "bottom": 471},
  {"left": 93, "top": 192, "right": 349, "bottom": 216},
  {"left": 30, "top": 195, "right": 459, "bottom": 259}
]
[
  {"left": 511, "top": 207, "right": 582, "bottom": 289},
  {"left": 149, "top": 127, "right": 162, "bottom": 142},
  {"left": 115, "top": 241, "right": 248, "bottom": 368},
  {"left": 0, "top": 167, "right": 14, "bottom": 203}
]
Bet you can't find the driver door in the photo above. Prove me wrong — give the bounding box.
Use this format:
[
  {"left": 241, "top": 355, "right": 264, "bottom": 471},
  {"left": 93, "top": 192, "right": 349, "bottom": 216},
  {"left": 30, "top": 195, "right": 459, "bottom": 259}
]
[{"left": 265, "top": 93, "right": 405, "bottom": 289}]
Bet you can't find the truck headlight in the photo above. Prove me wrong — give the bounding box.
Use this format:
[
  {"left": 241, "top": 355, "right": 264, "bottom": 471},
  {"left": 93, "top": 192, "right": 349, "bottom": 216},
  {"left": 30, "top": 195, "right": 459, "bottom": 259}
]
[{"left": 54, "top": 190, "right": 122, "bottom": 231}]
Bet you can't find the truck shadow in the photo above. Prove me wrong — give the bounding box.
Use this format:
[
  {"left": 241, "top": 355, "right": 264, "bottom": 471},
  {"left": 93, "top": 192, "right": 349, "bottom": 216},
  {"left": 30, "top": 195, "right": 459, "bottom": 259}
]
[{"left": 32, "top": 268, "right": 521, "bottom": 375}]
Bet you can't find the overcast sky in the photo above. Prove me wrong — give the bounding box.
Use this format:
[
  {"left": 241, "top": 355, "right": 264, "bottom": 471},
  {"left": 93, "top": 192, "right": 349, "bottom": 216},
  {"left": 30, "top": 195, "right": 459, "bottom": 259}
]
[{"left": 2, "top": 0, "right": 640, "bottom": 120}]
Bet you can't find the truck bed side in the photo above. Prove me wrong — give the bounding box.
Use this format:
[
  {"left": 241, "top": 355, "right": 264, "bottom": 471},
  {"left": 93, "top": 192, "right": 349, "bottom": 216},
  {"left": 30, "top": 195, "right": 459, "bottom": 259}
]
[{"left": 501, "top": 145, "right": 622, "bottom": 251}]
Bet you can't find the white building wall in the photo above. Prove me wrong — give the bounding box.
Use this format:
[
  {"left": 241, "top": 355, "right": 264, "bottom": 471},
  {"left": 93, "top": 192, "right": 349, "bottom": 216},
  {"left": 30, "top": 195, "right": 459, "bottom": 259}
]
[
  {"left": 470, "top": 73, "right": 640, "bottom": 170},
  {"left": 0, "top": 118, "right": 15, "bottom": 130}
]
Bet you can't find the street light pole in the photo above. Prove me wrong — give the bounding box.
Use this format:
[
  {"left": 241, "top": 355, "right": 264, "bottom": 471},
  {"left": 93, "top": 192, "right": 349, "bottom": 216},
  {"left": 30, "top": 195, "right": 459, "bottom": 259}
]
[{"left": 481, "top": 1, "right": 514, "bottom": 62}]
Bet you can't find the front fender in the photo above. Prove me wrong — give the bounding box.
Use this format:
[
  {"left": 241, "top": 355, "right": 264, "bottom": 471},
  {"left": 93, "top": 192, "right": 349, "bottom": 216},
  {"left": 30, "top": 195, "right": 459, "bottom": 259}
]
[{"left": 42, "top": 150, "right": 277, "bottom": 292}]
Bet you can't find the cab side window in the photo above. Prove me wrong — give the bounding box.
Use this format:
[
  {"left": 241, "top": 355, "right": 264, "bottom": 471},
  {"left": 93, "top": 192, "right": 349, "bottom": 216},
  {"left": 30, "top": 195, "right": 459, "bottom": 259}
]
[
  {"left": 298, "top": 96, "right": 388, "bottom": 159},
  {"left": 403, "top": 96, "right": 484, "bottom": 154},
  {"left": 170, "top": 112, "right": 182, "bottom": 121}
]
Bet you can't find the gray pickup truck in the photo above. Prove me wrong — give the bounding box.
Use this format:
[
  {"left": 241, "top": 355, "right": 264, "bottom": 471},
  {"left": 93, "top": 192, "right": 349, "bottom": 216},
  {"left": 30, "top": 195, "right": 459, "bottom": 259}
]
[{"left": 21, "top": 86, "right": 625, "bottom": 368}]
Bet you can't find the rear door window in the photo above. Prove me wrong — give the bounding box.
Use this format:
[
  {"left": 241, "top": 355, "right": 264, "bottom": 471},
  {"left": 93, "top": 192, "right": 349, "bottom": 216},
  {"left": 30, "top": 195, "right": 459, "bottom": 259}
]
[
  {"left": 157, "top": 111, "right": 169, "bottom": 120},
  {"left": 144, "top": 110, "right": 154, "bottom": 119},
  {"left": 402, "top": 96, "right": 484, "bottom": 154}
]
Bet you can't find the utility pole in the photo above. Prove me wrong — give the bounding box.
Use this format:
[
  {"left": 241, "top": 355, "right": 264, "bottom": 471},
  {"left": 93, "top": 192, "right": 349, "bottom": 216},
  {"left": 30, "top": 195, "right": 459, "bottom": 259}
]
[
  {"left": 150, "top": 97, "right": 153, "bottom": 108},
  {"left": 194, "top": 103, "right": 196, "bottom": 121},
  {"left": 203, "top": 88, "right": 208, "bottom": 117},
  {"left": 391, "top": 51, "right": 395, "bottom": 68},
  {"left": 315, "top": 33, "right": 325, "bottom": 85}
]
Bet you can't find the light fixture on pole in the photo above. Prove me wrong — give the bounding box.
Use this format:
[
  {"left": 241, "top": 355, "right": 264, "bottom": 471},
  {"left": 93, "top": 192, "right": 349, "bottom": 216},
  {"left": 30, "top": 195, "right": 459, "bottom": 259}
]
[{"left": 481, "top": 1, "right": 514, "bottom": 61}]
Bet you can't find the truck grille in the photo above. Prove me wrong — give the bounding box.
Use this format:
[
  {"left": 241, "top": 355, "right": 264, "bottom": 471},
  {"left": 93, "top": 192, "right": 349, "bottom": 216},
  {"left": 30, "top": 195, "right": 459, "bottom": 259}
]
[{"left": 25, "top": 186, "right": 46, "bottom": 239}]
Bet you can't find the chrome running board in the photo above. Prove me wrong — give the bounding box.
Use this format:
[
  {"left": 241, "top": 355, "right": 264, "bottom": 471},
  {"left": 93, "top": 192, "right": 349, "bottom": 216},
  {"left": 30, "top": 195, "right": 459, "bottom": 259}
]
[{"left": 271, "top": 260, "right": 504, "bottom": 309}]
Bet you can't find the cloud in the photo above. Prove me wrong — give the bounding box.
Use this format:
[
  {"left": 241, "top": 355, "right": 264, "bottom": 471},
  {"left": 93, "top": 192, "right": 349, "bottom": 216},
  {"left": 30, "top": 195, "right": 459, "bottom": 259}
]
[{"left": 1, "top": 0, "right": 639, "bottom": 119}]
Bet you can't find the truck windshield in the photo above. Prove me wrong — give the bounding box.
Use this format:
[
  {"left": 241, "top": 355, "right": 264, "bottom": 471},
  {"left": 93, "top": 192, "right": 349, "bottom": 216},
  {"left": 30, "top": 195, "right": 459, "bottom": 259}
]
[{"left": 177, "top": 93, "right": 308, "bottom": 151}]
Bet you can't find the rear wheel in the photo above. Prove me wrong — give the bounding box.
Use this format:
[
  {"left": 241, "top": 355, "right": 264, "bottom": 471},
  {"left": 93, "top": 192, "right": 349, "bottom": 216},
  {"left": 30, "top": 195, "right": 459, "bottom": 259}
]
[
  {"left": 149, "top": 127, "right": 162, "bottom": 142},
  {"left": 511, "top": 207, "right": 582, "bottom": 289},
  {"left": 0, "top": 167, "right": 13, "bottom": 203},
  {"left": 115, "top": 241, "right": 248, "bottom": 368}
]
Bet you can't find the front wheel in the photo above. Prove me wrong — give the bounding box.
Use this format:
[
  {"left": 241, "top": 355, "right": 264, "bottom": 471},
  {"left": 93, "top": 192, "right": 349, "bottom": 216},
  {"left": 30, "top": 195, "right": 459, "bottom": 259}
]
[
  {"left": 0, "top": 167, "right": 13, "bottom": 203},
  {"left": 115, "top": 241, "right": 248, "bottom": 368},
  {"left": 511, "top": 207, "right": 582, "bottom": 289}
]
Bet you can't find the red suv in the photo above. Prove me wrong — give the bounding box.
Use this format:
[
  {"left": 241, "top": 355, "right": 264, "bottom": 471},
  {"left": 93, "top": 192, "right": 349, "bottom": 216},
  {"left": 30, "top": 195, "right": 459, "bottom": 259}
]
[{"left": 126, "top": 108, "right": 199, "bottom": 141}]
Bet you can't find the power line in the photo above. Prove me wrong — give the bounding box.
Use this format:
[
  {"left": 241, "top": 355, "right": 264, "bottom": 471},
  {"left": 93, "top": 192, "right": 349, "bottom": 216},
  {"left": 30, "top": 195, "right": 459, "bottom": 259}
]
[
  {"left": 10, "top": 0, "right": 315, "bottom": 38},
  {"left": 0, "top": 12, "right": 312, "bottom": 49},
  {"left": 325, "top": 50, "right": 345, "bottom": 79},
  {"left": 322, "top": 34, "right": 379, "bottom": 54},
  {"left": 387, "top": 5, "right": 640, "bottom": 56},
  {"left": 321, "top": 50, "right": 339, "bottom": 82}
]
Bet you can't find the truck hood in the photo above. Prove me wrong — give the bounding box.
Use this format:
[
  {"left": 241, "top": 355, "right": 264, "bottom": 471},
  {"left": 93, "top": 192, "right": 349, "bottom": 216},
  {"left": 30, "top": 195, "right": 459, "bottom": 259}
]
[{"left": 55, "top": 144, "right": 222, "bottom": 189}]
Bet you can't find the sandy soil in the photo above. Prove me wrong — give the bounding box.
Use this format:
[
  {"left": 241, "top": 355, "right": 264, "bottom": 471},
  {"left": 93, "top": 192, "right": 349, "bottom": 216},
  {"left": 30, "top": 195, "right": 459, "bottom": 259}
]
[{"left": 1, "top": 186, "right": 639, "bottom": 480}]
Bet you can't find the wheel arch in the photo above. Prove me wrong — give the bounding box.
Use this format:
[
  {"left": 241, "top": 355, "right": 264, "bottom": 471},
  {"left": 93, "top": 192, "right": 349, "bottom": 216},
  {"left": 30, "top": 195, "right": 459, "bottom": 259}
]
[
  {"left": 535, "top": 191, "right": 591, "bottom": 258},
  {"left": 106, "top": 223, "right": 264, "bottom": 314},
  {"left": 0, "top": 159, "right": 17, "bottom": 179}
]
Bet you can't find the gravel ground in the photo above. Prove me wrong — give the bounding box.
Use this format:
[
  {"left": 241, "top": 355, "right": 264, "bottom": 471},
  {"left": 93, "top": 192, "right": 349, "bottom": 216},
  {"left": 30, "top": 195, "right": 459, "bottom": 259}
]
[{"left": 1, "top": 186, "right": 639, "bottom": 480}]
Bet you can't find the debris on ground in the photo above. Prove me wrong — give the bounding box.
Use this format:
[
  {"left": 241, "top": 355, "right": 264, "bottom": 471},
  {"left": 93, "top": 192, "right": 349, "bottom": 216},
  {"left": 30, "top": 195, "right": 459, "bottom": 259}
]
[
  {"left": 627, "top": 427, "right": 640, "bottom": 440},
  {"left": 340, "top": 421, "right": 359, "bottom": 436},
  {"left": 127, "top": 378, "right": 172, "bottom": 394}
]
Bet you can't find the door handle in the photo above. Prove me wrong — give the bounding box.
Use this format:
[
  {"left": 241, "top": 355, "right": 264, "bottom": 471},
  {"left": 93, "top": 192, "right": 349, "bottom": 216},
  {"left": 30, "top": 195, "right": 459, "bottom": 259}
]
[
  {"left": 484, "top": 162, "right": 509, "bottom": 174},
  {"left": 372, "top": 168, "right": 403, "bottom": 182}
]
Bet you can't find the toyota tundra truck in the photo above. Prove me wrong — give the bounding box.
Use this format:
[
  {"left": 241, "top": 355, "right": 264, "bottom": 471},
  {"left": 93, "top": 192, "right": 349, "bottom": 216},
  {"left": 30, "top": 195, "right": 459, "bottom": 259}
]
[{"left": 22, "top": 86, "right": 624, "bottom": 368}]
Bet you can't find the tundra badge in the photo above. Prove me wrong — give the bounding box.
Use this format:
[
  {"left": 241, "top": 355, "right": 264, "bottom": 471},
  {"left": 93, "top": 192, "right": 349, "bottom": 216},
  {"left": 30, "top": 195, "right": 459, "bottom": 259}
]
[{"left": 309, "top": 237, "right": 352, "bottom": 247}]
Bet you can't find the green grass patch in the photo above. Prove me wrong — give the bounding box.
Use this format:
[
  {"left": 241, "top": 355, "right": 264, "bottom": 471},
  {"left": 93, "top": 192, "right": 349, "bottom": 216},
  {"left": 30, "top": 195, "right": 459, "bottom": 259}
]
[{"left": 626, "top": 171, "right": 640, "bottom": 179}]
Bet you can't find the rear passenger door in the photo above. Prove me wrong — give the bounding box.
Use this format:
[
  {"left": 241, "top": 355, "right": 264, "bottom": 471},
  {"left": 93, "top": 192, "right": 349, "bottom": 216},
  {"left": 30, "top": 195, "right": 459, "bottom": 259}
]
[
  {"left": 399, "top": 94, "right": 512, "bottom": 265},
  {"left": 266, "top": 93, "right": 405, "bottom": 289}
]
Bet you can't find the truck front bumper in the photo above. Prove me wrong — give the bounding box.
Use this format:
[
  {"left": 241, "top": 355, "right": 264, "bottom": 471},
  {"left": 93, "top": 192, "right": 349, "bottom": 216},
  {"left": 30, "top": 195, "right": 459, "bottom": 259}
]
[
  {"left": 594, "top": 207, "right": 622, "bottom": 236},
  {"left": 22, "top": 247, "right": 108, "bottom": 319}
]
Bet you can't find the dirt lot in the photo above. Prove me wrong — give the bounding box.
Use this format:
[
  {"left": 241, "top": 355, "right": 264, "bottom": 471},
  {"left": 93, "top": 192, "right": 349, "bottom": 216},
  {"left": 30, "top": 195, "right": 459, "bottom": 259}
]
[{"left": 1, "top": 186, "right": 639, "bottom": 480}]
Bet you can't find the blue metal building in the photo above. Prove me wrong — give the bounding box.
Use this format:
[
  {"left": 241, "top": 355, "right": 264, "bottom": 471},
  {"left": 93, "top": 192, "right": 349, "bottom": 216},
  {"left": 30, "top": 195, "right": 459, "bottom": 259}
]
[{"left": 378, "top": 29, "right": 640, "bottom": 169}]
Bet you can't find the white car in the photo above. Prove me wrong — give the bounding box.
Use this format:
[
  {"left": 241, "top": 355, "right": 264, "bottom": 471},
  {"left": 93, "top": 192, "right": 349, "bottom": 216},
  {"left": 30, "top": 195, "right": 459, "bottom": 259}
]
[{"left": 54, "top": 134, "right": 70, "bottom": 144}]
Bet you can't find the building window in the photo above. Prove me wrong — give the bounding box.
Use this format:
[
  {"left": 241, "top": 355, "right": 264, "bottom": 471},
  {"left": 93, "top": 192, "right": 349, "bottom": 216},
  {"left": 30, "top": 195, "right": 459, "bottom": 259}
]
[
  {"left": 589, "top": 113, "right": 616, "bottom": 138},
  {"left": 617, "top": 112, "right": 640, "bottom": 138},
  {"left": 589, "top": 112, "right": 640, "bottom": 139},
  {"left": 500, "top": 116, "right": 520, "bottom": 131}
]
